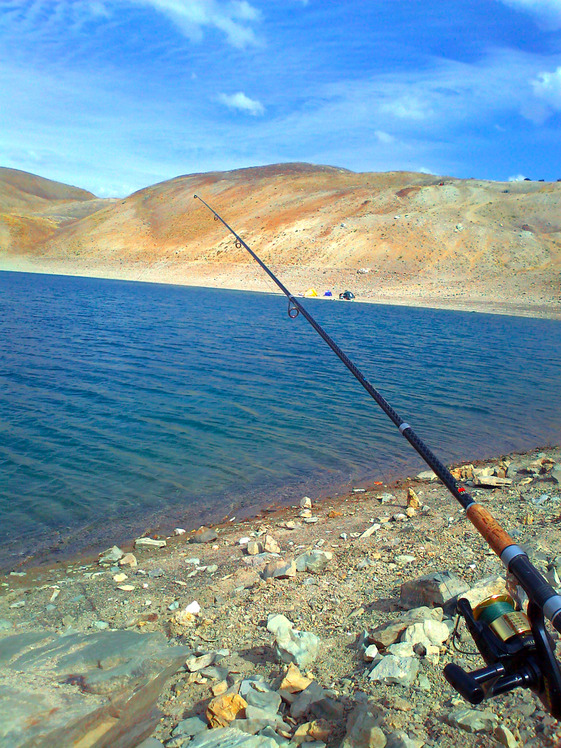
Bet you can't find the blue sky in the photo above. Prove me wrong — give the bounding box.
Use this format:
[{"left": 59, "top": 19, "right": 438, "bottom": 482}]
[{"left": 1, "top": 0, "right": 560, "bottom": 197}]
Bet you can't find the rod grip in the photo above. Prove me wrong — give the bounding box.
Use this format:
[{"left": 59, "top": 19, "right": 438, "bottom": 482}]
[{"left": 466, "top": 504, "right": 514, "bottom": 557}]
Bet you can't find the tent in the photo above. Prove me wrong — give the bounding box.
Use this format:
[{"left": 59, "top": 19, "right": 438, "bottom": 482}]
[{"left": 304, "top": 288, "right": 318, "bottom": 297}]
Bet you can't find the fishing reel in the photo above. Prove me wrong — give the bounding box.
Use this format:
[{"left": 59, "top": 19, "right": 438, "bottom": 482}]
[{"left": 444, "top": 593, "right": 561, "bottom": 718}]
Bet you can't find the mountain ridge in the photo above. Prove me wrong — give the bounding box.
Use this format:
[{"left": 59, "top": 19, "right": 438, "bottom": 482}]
[{"left": 1, "top": 163, "right": 559, "bottom": 318}]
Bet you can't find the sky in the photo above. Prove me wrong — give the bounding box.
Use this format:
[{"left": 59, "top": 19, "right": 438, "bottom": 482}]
[{"left": 1, "top": 0, "right": 561, "bottom": 197}]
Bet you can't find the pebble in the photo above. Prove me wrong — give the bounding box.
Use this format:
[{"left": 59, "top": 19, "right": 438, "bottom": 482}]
[{"left": 191, "top": 526, "right": 218, "bottom": 544}]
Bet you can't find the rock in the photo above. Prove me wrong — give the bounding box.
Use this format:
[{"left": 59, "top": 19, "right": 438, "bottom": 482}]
[
  {"left": 385, "top": 731, "right": 424, "bottom": 748},
  {"left": 0, "top": 630, "right": 187, "bottom": 748},
  {"left": 135, "top": 537, "right": 166, "bottom": 549},
  {"left": 261, "top": 559, "right": 296, "bottom": 580},
  {"left": 263, "top": 535, "right": 281, "bottom": 554},
  {"left": 98, "top": 545, "right": 124, "bottom": 564},
  {"left": 364, "top": 644, "right": 379, "bottom": 661},
  {"left": 473, "top": 474, "right": 512, "bottom": 488},
  {"left": 450, "top": 464, "right": 475, "bottom": 481},
  {"left": 169, "top": 609, "right": 198, "bottom": 635},
  {"left": 113, "top": 572, "right": 128, "bottom": 582},
  {"left": 341, "top": 700, "right": 385, "bottom": 748},
  {"left": 247, "top": 540, "right": 264, "bottom": 556},
  {"left": 119, "top": 552, "right": 138, "bottom": 567},
  {"left": 189, "top": 727, "right": 280, "bottom": 747},
  {"left": 267, "top": 614, "right": 320, "bottom": 669},
  {"left": 186, "top": 652, "right": 216, "bottom": 672},
  {"left": 185, "top": 600, "right": 201, "bottom": 615},
  {"left": 387, "top": 642, "right": 415, "bottom": 658},
  {"left": 406, "top": 488, "right": 420, "bottom": 508},
  {"left": 445, "top": 707, "right": 499, "bottom": 733},
  {"left": 191, "top": 526, "right": 218, "bottom": 543},
  {"left": 299, "top": 508, "right": 313, "bottom": 518},
  {"left": 206, "top": 692, "right": 248, "bottom": 728},
  {"left": 494, "top": 725, "right": 520, "bottom": 747},
  {"left": 368, "top": 655, "right": 419, "bottom": 686},
  {"left": 245, "top": 687, "right": 281, "bottom": 715},
  {"left": 171, "top": 715, "right": 209, "bottom": 738},
  {"left": 279, "top": 662, "right": 313, "bottom": 693},
  {"left": 461, "top": 576, "right": 507, "bottom": 609},
  {"left": 368, "top": 607, "right": 443, "bottom": 648},
  {"left": 174, "top": 527, "right": 186, "bottom": 535},
  {"left": 400, "top": 571, "right": 469, "bottom": 613},
  {"left": 416, "top": 470, "right": 437, "bottom": 481},
  {"left": 359, "top": 524, "right": 381, "bottom": 539},
  {"left": 402, "top": 619, "right": 450, "bottom": 647},
  {"left": 293, "top": 719, "right": 330, "bottom": 744},
  {"left": 300, "top": 497, "right": 313, "bottom": 509},
  {"left": 290, "top": 681, "right": 326, "bottom": 719},
  {"left": 295, "top": 550, "right": 333, "bottom": 573}
]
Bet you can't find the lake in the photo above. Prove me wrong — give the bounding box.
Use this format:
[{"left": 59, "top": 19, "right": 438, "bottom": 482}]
[{"left": 0, "top": 271, "right": 560, "bottom": 569}]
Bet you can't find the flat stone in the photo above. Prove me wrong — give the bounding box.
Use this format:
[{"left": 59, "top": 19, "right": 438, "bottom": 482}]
[
  {"left": 171, "top": 715, "right": 209, "bottom": 738},
  {"left": 135, "top": 537, "right": 167, "bottom": 549},
  {"left": 368, "top": 606, "right": 443, "bottom": 648},
  {"left": 0, "top": 630, "right": 188, "bottom": 748},
  {"left": 445, "top": 707, "right": 499, "bottom": 733},
  {"left": 369, "top": 655, "right": 419, "bottom": 686},
  {"left": 189, "top": 727, "right": 280, "bottom": 747}
]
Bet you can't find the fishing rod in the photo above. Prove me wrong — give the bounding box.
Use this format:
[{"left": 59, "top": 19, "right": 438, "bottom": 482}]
[{"left": 193, "top": 194, "right": 561, "bottom": 717}]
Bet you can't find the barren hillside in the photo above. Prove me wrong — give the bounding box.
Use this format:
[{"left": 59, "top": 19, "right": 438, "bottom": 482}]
[{"left": 1, "top": 163, "right": 560, "bottom": 317}]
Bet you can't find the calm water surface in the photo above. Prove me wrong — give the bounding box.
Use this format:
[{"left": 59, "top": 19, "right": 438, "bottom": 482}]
[{"left": 0, "top": 271, "right": 560, "bottom": 567}]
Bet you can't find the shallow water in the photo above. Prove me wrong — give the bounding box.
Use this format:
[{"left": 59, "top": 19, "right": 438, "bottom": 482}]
[{"left": 0, "top": 271, "right": 560, "bottom": 567}]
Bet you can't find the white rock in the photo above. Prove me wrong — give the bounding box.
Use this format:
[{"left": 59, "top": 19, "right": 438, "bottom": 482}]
[
  {"left": 185, "top": 601, "right": 201, "bottom": 615},
  {"left": 359, "top": 524, "right": 380, "bottom": 539},
  {"left": 300, "top": 497, "right": 313, "bottom": 509},
  {"left": 135, "top": 537, "right": 166, "bottom": 549},
  {"left": 174, "top": 528, "right": 186, "bottom": 535}
]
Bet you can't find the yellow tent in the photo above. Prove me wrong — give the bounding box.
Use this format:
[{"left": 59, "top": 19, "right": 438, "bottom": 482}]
[{"left": 304, "top": 288, "right": 318, "bottom": 297}]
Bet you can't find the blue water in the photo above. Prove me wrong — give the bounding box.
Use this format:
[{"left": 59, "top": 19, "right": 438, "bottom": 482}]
[{"left": 0, "top": 271, "right": 560, "bottom": 568}]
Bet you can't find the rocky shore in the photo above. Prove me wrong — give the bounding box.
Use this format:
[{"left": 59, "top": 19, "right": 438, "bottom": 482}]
[{"left": 1, "top": 446, "right": 561, "bottom": 747}]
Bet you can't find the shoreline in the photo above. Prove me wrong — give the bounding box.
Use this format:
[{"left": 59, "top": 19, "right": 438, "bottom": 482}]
[
  {"left": 3, "top": 443, "right": 559, "bottom": 578},
  {"left": 1, "top": 262, "right": 560, "bottom": 321},
  {"left": 2, "top": 443, "right": 561, "bottom": 747}
]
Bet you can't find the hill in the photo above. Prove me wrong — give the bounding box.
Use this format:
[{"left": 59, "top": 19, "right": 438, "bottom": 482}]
[{"left": 1, "top": 163, "right": 559, "bottom": 318}]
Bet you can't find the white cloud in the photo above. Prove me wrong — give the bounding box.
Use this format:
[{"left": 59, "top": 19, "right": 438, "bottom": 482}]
[
  {"left": 509, "top": 173, "right": 528, "bottom": 180},
  {"left": 218, "top": 91, "right": 265, "bottom": 115},
  {"left": 498, "top": 0, "right": 561, "bottom": 29},
  {"left": 130, "top": 0, "right": 262, "bottom": 47},
  {"left": 0, "top": 0, "right": 262, "bottom": 48},
  {"left": 374, "top": 130, "right": 396, "bottom": 143},
  {"left": 532, "top": 66, "right": 561, "bottom": 110}
]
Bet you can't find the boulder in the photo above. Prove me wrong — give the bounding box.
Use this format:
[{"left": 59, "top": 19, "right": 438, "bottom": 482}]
[
  {"left": 400, "top": 571, "right": 469, "bottom": 613},
  {"left": 0, "top": 630, "right": 188, "bottom": 748}
]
